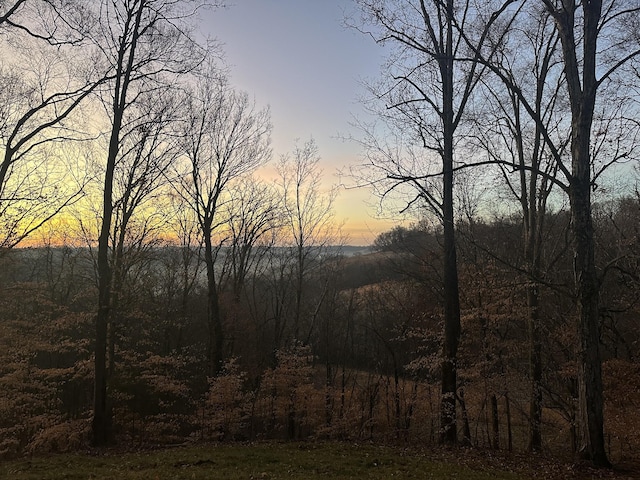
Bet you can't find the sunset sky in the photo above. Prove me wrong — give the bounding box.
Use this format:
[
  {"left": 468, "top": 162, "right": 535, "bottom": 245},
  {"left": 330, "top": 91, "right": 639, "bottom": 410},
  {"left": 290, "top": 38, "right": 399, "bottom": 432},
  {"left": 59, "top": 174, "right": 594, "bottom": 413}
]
[{"left": 202, "top": 1, "right": 398, "bottom": 245}]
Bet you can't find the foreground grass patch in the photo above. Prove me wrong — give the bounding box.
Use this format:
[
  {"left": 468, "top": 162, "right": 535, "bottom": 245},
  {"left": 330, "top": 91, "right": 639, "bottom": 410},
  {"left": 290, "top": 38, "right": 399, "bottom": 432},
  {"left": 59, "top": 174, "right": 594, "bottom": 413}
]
[{"left": 1, "top": 442, "right": 528, "bottom": 480}]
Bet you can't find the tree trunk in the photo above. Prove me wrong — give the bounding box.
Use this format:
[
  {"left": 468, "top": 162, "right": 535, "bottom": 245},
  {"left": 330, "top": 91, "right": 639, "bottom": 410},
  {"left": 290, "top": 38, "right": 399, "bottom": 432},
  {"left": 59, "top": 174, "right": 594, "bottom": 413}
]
[
  {"left": 92, "top": 107, "right": 118, "bottom": 447},
  {"left": 527, "top": 283, "right": 543, "bottom": 452},
  {"left": 441, "top": 184, "right": 460, "bottom": 444},
  {"left": 491, "top": 393, "right": 499, "bottom": 450},
  {"left": 439, "top": 0, "right": 462, "bottom": 446},
  {"left": 506, "top": 392, "right": 513, "bottom": 452},
  {"left": 548, "top": 0, "right": 609, "bottom": 466},
  {"left": 93, "top": 285, "right": 110, "bottom": 445},
  {"left": 458, "top": 388, "right": 472, "bottom": 447},
  {"left": 294, "top": 245, "right": 304, "bottom": 340},
  {"left": 523, "top": 148, "right": 543, "bottom": 452},
  {"left": 325, "top": 360, "right": 332, "bottom": 427},
  {"left": 91, "top": 0, "right": 146, "bottom": 446},
  {"left": 204, "top": 230, "right": 223, "bottom": 376},
  {"left": 570, "top": 177, "right": 608, "bottom": 466}
]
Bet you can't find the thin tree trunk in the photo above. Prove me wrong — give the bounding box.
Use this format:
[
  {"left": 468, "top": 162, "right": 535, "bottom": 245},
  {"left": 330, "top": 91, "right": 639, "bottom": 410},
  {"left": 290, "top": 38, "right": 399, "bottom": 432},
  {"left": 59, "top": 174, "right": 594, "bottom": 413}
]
[
  {"left": 491, "top": 393, "right": 499, "bottom": 450},
  {"left": 528, "top": 283, "right": 543, "bottom": 451},
  {"left": 204, "top": 230, "right": 223, "bottom": 376},
  {"left": 325, "top": 358, "right": 332, "bottom": 427},
  {"left": 458, "top": 388, "right": 472, "bottom": 447},
  {"left": 294, "top": 246, "right": 303, "bottom": 340},
  {"left": 506, "top": 392, "right": 513, "bottom": 452}
]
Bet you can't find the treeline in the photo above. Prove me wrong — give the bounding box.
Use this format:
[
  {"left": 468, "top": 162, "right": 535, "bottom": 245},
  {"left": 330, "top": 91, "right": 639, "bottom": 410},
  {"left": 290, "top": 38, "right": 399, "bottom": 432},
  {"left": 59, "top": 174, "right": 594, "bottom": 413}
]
[{"left": 0, "top": 195, "right": 638, "bottom": 460}]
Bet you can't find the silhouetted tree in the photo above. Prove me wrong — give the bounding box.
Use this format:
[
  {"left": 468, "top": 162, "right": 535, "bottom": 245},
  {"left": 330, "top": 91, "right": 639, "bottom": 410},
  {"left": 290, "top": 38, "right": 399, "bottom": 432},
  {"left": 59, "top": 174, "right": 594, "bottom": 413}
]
[
  {"left": 353, "top": 0, "right": 514, "bottom": 444},
  {"left": 469, "top": 6, "right": 569, "bottom": 451},
  {"left": 88, "top": 0, "right": 210, "bottom": 445},
  {"left": 277, "top": 138, "right": 338, "bottom": 343},
  {"left": 177, "top": 68, "right": 271, "bottom": 375},
  {"left": 0, "top": 30, "right": 102, "bottom": 250}
]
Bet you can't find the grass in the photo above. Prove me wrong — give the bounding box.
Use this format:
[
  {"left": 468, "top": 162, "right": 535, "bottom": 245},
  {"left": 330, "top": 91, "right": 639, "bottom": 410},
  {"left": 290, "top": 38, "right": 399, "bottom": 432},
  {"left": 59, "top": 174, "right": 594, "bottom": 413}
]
[{"left": 0, "top": 442, "right": 529, "bottom": 480}]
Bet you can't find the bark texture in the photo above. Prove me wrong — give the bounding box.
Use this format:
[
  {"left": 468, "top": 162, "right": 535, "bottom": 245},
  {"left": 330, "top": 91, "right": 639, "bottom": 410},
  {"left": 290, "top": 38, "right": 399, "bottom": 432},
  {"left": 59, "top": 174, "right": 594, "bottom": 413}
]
[{"left": 544, "top": 0, "right": 609, "bottom": 466}]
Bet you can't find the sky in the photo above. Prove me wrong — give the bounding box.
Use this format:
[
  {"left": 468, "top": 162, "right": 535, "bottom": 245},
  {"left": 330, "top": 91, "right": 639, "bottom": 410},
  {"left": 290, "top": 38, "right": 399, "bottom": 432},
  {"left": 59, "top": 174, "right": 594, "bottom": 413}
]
[{"left": 201, "top": 1, "right": 398, "bottom": 245}]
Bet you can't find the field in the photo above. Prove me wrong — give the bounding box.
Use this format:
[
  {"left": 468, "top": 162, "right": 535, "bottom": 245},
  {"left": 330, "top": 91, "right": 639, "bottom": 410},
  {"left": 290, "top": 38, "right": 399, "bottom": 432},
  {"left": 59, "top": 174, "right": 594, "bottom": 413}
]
[{"left": 2, "top": 442, "right": 637, "bottom": 480}]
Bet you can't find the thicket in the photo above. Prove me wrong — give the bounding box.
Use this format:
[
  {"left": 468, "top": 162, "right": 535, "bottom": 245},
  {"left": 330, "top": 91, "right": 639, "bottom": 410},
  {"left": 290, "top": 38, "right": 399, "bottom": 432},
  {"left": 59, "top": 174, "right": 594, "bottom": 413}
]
[{"left": 1, "top": 194, "right": 638, "bottom": 463}]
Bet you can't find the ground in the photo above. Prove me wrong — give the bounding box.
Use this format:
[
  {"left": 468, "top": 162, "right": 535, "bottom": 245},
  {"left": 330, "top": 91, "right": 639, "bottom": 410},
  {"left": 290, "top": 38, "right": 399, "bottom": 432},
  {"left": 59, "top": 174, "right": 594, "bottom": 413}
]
[{"left": 2, "top": 442, "right": 639, "bottom": 479}]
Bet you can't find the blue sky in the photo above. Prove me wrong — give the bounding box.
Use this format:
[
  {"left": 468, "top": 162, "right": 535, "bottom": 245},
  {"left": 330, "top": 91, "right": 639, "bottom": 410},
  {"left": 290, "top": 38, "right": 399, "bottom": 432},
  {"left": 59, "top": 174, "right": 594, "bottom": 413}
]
[{"left": 202, "top": 1, "right": 397, "bottom": 244}]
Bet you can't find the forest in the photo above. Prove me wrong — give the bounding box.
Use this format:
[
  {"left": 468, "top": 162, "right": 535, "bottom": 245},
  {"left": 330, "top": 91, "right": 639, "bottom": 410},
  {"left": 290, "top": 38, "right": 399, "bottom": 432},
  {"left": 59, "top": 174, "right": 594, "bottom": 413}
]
[{"left": 0, "top": 0, "right": 640, "bottom": 474}]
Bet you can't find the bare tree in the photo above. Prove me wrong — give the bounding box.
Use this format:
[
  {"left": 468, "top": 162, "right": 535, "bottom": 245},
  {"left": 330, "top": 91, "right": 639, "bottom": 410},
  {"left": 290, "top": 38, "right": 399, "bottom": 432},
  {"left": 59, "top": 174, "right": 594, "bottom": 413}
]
[
  {"left": 105, "top": 88, "right": 182, "bottom": 378},
  {"left": 458, "top": 0, "right": 640, "bottom": 466},
  {"left": 277, "top": 138, "right": 339, "bottom": 342},
  {"left": 470, "top": 6, "right": 569, "bottom": 451},
  {"left": 539, "top": 0, "right": 640, "bottom": 467},
  {"left": 87, "top": 0, "right": 210, "bottom": 445},
  {"left": 0, "top": 36, "right": 102, "bottom": 250},
  {"left": 352, "top": 0, "right": 513, "bottom": 444},
  {"left": 177, "top": 70, "right": 271, "bottom": 376},
  {"left": 214, "top": 177, "right": 282, "bottom": 363},
  {"left": 156, "top": 191, "right": 205, "bottom": 355},
  {"left": 222, "top": 177, "right": 282, "bottom": 302},
  {"left": 0, "top": 0, "right": 86, "bottom": 43}
]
